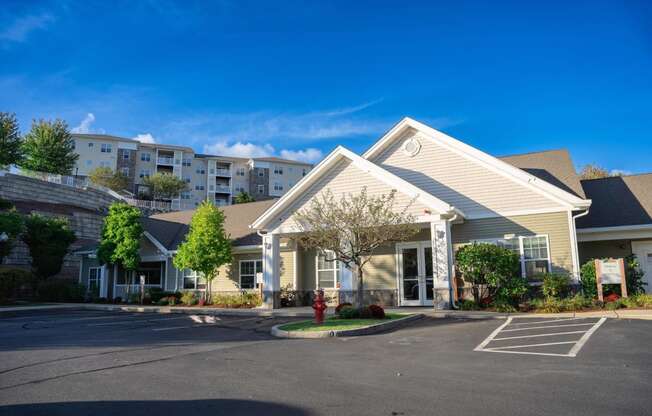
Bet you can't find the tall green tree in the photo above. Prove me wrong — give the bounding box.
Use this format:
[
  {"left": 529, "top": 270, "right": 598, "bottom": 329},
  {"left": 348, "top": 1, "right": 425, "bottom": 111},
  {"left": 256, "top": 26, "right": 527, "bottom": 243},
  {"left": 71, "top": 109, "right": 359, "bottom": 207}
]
[
  {"left": 174, "top": 200, "right": 232, "bottom": 302},
  {"left": 88, "top": 166, "right": 129, "bottom": 191},
  {"left": 234, "top": 191, "right": 255, "bottom": 204},
  {"left": 20, "top": 119, "right": 78, "bottom": 175},
  {"left": 0, "top": 112, "right": 22, "bottom": 168},
  {"left": 97, "top": 203, "right": 143, "bottom": 291},
  {"left": 21, "top": 214, "right": 77, "bottom": 279},
  {"left": 142, "top": 173, "right": 187, "bottom": 200}
]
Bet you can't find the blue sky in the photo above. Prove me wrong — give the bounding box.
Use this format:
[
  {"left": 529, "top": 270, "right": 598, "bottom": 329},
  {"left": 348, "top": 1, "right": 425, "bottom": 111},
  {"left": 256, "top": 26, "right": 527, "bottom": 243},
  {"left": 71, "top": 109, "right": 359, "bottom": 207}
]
[{"left": 1, "top": 1, "right": 650, "bottom": 172}]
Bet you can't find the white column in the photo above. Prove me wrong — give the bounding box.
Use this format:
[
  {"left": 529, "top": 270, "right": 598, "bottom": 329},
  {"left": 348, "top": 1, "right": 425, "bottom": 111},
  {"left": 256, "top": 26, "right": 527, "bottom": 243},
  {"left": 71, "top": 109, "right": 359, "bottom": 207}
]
[
  {"left": 262, "top": 233, "right": 281, "bottom": 308},
  {"left": 430, "top": 220, "right": 452, "bottom": 309},
  {"left": 100, "top": 265, "right": 108, "bottom": 298}
]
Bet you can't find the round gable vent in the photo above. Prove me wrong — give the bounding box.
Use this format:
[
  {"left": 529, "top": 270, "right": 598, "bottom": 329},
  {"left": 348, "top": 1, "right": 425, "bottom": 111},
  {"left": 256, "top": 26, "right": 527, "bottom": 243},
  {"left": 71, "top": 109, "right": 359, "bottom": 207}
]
[{"left": 402, "top": 137, "right": 421, "bottom": 157}]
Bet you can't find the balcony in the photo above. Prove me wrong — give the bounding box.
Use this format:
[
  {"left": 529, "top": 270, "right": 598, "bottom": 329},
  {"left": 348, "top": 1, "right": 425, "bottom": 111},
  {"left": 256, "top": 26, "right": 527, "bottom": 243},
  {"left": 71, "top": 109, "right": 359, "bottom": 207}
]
[
  {"left": 157, "top": 156, "right": 174, "bottom": 165},
  {"left": 215, "top": 185, "right": 231, "bottom": 194},
  {"left": 215, "top": 168, "right": 231, "bottom": 177},
  {"left": 214, "top": 198, "right": 229, "bottom": 207}
]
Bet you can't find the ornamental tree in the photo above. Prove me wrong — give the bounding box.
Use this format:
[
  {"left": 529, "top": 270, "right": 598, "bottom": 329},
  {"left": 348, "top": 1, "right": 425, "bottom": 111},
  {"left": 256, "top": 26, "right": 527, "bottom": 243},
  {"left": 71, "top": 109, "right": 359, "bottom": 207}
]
[
  {"left": 0, "top": 112, "right": 22, "bottom": 168},
  {"left": 174, "top": 200, "right": 232, "bottom": 302},
  {"left": 88, "top": 167, "right": 129, "bottom": 192},
  {"left": 142, "top": 173, "right": 187, "bottom": 200},
  {"left": 20, "top": 119, "right": 78, "bottom": 175},
  {"left": 293, "top": 187, "right": 420, "bottom": 308},
  {"left": 97, "top": 203, "right": 143, "bottom": 289},
  {"left": 21, "top": 214, "right": 77, "bottom": 279}
]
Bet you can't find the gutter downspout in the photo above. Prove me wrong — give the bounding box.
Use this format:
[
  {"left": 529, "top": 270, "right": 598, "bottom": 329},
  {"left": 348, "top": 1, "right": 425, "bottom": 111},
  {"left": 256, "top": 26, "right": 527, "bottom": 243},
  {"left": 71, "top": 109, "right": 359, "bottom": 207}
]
[
  {"left": 571, "top": 208, "right": 590, "bottom": 282},
  {"left": 446, "top": 214, "right": 459, "bottom": 310}
]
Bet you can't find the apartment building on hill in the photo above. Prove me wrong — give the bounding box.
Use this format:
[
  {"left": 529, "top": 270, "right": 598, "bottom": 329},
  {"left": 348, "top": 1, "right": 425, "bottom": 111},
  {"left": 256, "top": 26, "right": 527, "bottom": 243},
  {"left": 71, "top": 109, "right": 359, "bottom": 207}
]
[{"left": 70, "top": 134, "right": 313, "bottom": 210}]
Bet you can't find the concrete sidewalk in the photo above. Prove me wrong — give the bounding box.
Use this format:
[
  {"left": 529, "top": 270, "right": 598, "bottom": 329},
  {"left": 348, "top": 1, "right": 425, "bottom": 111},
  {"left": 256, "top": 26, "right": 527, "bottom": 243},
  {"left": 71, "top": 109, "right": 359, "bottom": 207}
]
[{"left": 2, "top": 302, "right": 652, "bottom": 320}]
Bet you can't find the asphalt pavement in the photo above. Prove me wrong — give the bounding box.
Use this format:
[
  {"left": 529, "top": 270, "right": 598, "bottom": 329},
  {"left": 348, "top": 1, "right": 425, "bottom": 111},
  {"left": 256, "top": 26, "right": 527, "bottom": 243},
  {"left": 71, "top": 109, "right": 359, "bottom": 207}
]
[{"left": 0, "top": 309, "right": 650, "bottom": 416}]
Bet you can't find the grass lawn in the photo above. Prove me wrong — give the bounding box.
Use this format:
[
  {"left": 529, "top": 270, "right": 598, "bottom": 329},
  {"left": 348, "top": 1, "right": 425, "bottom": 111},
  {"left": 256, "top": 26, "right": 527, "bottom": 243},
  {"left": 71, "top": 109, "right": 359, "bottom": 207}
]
[{"left": 278, "top": 313, "right": 410, "bottom": 332}]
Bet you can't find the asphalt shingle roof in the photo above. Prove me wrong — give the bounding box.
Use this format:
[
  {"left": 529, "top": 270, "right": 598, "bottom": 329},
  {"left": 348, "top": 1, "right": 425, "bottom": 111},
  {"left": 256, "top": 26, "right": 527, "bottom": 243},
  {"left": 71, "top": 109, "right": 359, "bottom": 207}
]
[{"left": 577, "top": 174, "right": 652, "bottom": 229}]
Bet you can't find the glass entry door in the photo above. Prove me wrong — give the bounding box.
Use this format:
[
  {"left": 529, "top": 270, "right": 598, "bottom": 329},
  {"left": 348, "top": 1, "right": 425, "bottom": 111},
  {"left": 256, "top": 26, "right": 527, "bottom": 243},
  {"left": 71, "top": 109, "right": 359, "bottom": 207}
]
[{"left": 397, "top": 242, "right": 434, "bottom": 306}]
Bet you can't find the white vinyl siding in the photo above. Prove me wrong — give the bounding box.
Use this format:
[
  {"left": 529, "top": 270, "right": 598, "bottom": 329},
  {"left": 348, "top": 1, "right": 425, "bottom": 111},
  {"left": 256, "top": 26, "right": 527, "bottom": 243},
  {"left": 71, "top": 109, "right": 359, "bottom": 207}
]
[{"left": 370, "top": 130, "right": 567, "bottom": 218}]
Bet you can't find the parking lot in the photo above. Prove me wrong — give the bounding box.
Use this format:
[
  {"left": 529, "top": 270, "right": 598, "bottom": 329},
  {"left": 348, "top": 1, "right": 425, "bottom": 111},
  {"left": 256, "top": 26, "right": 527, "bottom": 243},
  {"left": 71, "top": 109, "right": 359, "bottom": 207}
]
[{"left": 1, "top": 309, "right": 651, "bottom": 416}]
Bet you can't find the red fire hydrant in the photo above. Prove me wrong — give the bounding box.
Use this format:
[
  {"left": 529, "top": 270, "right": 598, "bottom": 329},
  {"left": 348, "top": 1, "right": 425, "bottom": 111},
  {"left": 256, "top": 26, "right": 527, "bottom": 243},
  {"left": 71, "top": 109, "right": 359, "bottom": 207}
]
[{"left": 312, "top": 289, "right": 327, "bottom": 324}]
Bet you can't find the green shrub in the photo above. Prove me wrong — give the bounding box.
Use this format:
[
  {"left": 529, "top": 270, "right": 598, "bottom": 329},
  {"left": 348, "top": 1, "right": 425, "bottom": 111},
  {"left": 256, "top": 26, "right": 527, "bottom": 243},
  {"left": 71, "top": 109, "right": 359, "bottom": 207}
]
[
  {"left": 212, "top": 292, "right": 262, "bottom": 308},
  {"left": 335, "top": 302, "right": 353, "bottom": 314},
  {"left": 457, "top": 299, "right": 480, "bottom": 311},
  {"left": 0, "top": 268, "right": 36, "bottom": 303},
  {"left": 493, "top": 301, "right": 517, "bottom": 313},
  {"left": 456, "top": 243, "right": 523, "bottom": 307},
  {"left": 180, "top": 291, "right": 198, "bottom": 306},
  {"left": 367, "top": 304, "right": 385, "bottom": 319},
  {"left": 147, "top": 288, "right": 180, "bottom": 303},
  {"left": 37, "top": 279, "right": 85, "bottom": 302},
  {"left": 0, "top": 198, "right": 14, "bottom": 211},
  {"left": 541, "top": 273, "right": 571, "bottom": 299},
  {"left": 530, "top": 294, "right": 593, "bottom": 313},
  {"left": 127, "top": 292, "right": 141, "bottom": 304},
  {"left": 337, "top": 305, "right": 360, "bottom": 319},
  {"left": 22, "top": 214, "right": 76, "bottom": 280}
]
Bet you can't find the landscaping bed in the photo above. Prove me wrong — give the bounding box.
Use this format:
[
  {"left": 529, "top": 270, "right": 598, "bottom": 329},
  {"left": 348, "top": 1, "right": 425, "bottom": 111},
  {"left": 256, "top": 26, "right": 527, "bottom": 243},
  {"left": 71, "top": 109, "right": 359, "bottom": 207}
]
[{"left": 278, "top": 313, "right": 408, "bottom": 332}]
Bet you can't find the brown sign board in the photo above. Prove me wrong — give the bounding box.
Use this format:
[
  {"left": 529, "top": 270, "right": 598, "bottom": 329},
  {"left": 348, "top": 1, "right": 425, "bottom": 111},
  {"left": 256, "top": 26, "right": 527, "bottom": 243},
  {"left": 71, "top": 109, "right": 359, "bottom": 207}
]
[{"left": 595, "top": 258, "right": 627, "bottom": 302}]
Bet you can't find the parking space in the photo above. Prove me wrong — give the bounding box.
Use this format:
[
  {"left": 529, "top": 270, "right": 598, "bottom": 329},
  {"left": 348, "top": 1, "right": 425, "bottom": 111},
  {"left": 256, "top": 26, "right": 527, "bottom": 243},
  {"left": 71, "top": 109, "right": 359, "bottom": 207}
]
[{"left": 474, "top": 317, "right": 607, "bottom": 357}]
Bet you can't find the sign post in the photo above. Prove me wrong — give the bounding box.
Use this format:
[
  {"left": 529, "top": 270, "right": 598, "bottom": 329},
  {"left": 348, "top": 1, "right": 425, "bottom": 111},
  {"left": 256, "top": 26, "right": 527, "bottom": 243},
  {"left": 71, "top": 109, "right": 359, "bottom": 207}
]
[
  {"left": 256, "top": 272, "right": 264, "bottom": 300},
  {"left": 594, "top": 258, "right": 627, "bottom": 302}
]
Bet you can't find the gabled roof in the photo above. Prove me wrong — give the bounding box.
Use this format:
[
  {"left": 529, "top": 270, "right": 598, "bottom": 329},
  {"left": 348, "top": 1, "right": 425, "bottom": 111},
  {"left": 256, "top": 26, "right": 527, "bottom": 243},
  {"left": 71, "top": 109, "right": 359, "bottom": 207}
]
[
  {"left": 363, "top": 117, "right": 591, "bottom": 210},
  {"left": 72, "top": 133, "right": 139, "bottom": 143},
  {"left": 140, "top": 217, "right": 188, "bottom": 251},
  {"left": 577, "top": 174, "right": 652, "bottom": 229},
  {"left": 151, "top": 199, "right": 278, "bottom": 246},
  {"left": 251, "top": 146, "right": 462, "bottom": 231},
  {"left": 499, "top": 149, "right": 585, "bottom": 198}
]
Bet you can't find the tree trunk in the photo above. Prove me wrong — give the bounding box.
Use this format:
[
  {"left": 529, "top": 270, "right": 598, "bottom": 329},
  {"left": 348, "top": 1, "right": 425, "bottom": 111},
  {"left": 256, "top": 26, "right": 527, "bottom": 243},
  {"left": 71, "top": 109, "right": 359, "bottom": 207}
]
[
  {"left": 356, "top": 265, "right": 364, "bottom": 308},
  {"left": 206, "top": 279, "right": 212, "bottom": 304}
]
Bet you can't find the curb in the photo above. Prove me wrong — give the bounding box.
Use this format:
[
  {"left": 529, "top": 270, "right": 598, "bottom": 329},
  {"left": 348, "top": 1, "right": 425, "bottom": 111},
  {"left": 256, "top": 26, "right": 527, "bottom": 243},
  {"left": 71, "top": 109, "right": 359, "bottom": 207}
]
[
  {"left": 428, "top": 310, "right": 622, "bottom": 320},
  {"left": 270, "top": 313, "right": 425, "bottom": 339}
]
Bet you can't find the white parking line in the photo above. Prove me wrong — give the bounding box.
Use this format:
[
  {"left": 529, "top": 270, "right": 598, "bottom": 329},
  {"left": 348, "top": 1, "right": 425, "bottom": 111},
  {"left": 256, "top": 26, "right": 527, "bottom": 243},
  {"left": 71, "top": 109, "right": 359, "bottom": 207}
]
[
  {"left": 87, "top": 316, "right": 191, "bottom": 326},
  {"left": 506, "top": 317, "right": 585, "bottom": 326},
  {"left": 475, "top": 317, "right": 606, "bottom": 357}
]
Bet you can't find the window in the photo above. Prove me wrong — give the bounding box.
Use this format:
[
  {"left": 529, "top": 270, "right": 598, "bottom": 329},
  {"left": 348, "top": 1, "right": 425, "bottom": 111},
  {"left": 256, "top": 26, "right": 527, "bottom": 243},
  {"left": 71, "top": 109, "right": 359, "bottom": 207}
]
[
  {"left": 88, "top": 267, "right": 101, "bottom": 294},
  {"left": 274, "top": 166, "right": 283, "bottom": 175},
  {"left": 288, "top": 182, "right": 294, "bottom": 188},
  {"left": 141, "top": 153, "right": 151, "bottom": 162},
  {"left": 273, "top": 182, "right": 283, "bottom": 191},
  {"left": 302, "top": 168, "right": 307, "bottom": 177},
  {"left": 101, "top": 143, "right": 112, "bottom": 153},
  {"left": 72, "top": 140, "right": 76, "bottom": 149},
  {"left": 117, "top": 262, "right": 162, "bottom": 285},
  {"left": 88, "top": 142, "right": 94, "bottom": 148},
  {"left": 240, "top": 260, "right": 262, "bottom": 289},
  {"left": 477, "top": 235, "right": 551, "bottom": 280},
  {"left": 258, "top": 170, "right": 264, "bottom": 177},
  {"left": 122, "top": 151, "right": 130, "bottom": 160},
  {"left": 183, "top": 269, "right": 206, "bottom": 290},
  {"left": 99, "top": 161, "right": 111, "bottom": 168},
  {"left": 235, "top": 184, "right": 245, "bottom": 193},
  {"left": 181, "top": 191, "right": 192, "bottom": 200},
  {"left": 139, "top": 169, "right": 151, "bottom": 178},
  {"left": 182, "top": 158, "right": 192, "bottom": 167},
  {"left": 316, "top": 251, "right": 340, "bottom": 289},
  {"left": 120, "top": 167, "right": 129, "bottom": 176},
  {"left": 195, "top": 184, "right": 205, "bottom": 191},
  {"left": 257, "top": 184, "right": 265, "bottom": 194},
  {"left": 236, "top": 167, "right": 246, "bottom": 176},
  {"left": 196, "top": 168, "right": 206, "bottom": 175},
  {"left": 86, "top": 160, "right": 92, "bottom": 166},
  {"left": 183, "top": 177, "right": 191, "bottom": 183}
]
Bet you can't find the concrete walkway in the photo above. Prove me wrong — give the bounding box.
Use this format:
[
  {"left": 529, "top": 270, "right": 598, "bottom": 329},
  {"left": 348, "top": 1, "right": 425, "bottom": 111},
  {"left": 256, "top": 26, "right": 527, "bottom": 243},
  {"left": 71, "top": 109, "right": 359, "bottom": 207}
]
[{"left": 2, "top": 302, "right": 652, "bottom": 320}]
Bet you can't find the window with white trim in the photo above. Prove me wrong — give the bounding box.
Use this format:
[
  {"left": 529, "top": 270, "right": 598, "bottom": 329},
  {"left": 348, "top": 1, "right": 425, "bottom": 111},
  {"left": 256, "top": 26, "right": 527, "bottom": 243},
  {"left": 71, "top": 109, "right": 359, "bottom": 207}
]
[
  {"left": 316, "top": 250, "right": 340, "bottom": 289},
  {"left": 273, "top": 182, "right": 283, "bottom": 191},
  {"left": 139, "top": 169, "right": 151, "bottom": 178},
  {"left": 120, "top": 167, "right": 129, "bottom": 176},
  {"left": 257, "top": 184, "right": 265, "bottom": 194},
  {"left": 274, "top": 166, "right": 283, "bottom": 175},
  {"left": 101, "top": 143, "right": 112, "bottom": 153},
  {"left": 476, "top": 235, "right": 551, "bottom": 279},
  {"left": 183, "top": 269, "right": 206, "bottom": 290},
  {"left": 236, "top": 167, "right": 245, "bottom": 176},
  {"left": 240, "top": 260, "right": 262, "bottom": 289},
  {"left": 88, "top": 267, "right": 101, "bottom": 294}
]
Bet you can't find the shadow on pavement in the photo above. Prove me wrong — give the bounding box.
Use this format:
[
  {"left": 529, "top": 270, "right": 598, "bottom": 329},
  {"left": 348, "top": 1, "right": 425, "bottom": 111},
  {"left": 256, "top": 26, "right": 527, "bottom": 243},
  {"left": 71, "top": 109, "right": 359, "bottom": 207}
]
[{"left": 0, "top": 399, "right": 309, "bottom": 416}]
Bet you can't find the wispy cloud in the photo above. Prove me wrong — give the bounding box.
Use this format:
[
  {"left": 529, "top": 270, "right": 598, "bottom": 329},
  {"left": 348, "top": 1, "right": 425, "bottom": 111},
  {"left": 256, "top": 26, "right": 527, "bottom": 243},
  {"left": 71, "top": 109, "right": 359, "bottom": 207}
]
[
  {"left": 0, "top": 12, "right": 55, "bottom": 44},
  {"left": 279, "top": 148, "right": 323, "bottom": 163},
  {"left": 133, "top": 133, "right": 157, "bottom": 144},
  {"left": 204, "top": 141, "right": 275, "bottom": 159},
  {"left": 610, "top": 169, "right": 632, "bottom": 176},
  {"left": 71, "top": 113, "right": 105, "bottom": 134}
]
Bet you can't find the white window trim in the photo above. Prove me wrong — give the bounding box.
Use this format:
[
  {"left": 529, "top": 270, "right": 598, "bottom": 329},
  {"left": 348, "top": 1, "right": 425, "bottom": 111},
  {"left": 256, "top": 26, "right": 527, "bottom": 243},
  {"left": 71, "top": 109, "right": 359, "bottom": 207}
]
[
  {"left": 315, "top": 250, "right": 340, "bottom": 290},
  {"left": 88, "top": 267, "right": 101, "bottom": 288},
  {"left": 473, "top": 234, "right": 552, "bottom": 279},
  {"left": 239, "top": 259, "right": 262, "bottom": 289},
  {"left": 182, "top": 269, "right": 205, "bottom": 291}
]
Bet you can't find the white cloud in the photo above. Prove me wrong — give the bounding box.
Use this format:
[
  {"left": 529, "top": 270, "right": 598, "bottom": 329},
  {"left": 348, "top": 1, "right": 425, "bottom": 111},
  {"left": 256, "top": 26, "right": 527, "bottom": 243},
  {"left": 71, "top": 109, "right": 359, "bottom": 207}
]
[
  {"left": 133, "top": 133, "right": 157, "bottom": 144},
  {"left": 610, "top": 169, "right": 632, "bottom": 176},
  {"left": 203, "top": 141, "right": 274, "bottom": 158},
  {"left": 0, "top": 13, "right": 55, "bottom": 43},
  {"left": 279, "top": 148, "right": 323, "bottom": 164},
  {"left": 72, "top": 113, "right": 105, "bottom": 134}
]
